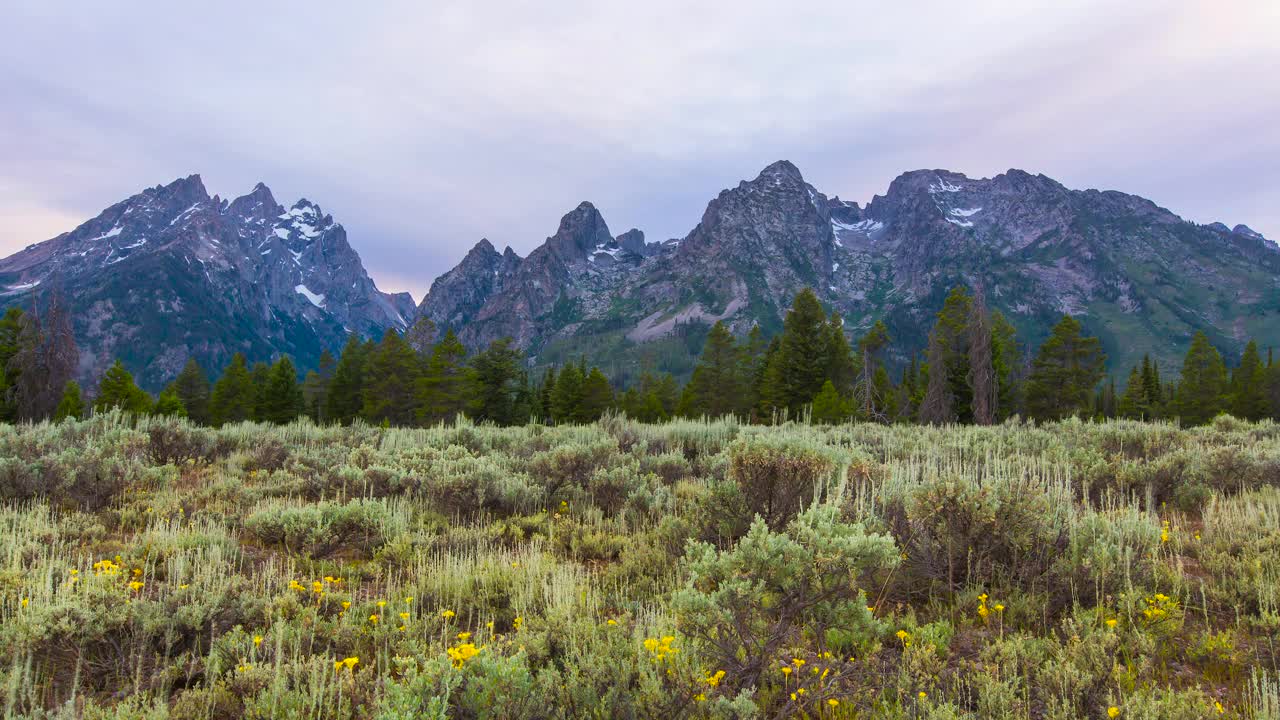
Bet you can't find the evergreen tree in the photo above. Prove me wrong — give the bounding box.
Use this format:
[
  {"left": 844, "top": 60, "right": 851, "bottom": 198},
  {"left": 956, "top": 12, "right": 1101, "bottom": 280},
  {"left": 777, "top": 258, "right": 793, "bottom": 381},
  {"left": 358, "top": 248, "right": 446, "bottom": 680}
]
[
  {"left": 0, "top": 307, "right": 25, "bottom": 422},
  {"left": 153, "top": 388, "right": 187, "bottom": 418},
  {"left": 1173, "top": 331, "right": 1227, "bottom": 426},
  {"left": 824, "top": 313, "right": 858, "bottom": 396},
  {"left": 578, "top": 367, "right": 613, "bottom": 422},
  {"left": 1139, "top": 355, "right": 1163, "bottom": 417},
  {"left": 920, "top": 287, "right": 974, "bottom": 423},
  {"left": 537, "top": 367, "right": 557, "bottom": 423},
  {"left": 53, "top": 380, "right": 85, "bottom": 421},
  {"left": 990, "top": 311, "right": 1022, "bottom": 419},
  {"left": 685, "top": 321, "right": 741, "bottom": 417},
  {"left": 209, "top": 353, "right": 256, "bottom": 425},
  {"left": 94, "top": 360, "right": 152, "bottom": 414},
  {"left": 417, "top": 329, "right": 470, "bottom": 424},
  {"left": 1117, "top": 365, "right": 1149, "bottom": 419},
  {"left": 1230, "top": 340, "right": 1268, "bottom": 420},
  {"left": 760, "top": 289, "right": 829, "bottom": 415},
  {"left": 169, "top": 358, "right": 210, "bottom": 424},
  {"left": 919, "top": 328, "right": 954, "bottom": 425},
  {"left": 737, "top": 324, "right": 768, "bottom": 416},
  {"left": 10, "top": 287, "right": 79, "bottom": 421},
  {"left": 550, "top": 364, "right": 584, "bottom": 423},
  {"left": 327, "top": 335, "right": 368, "bottom": 425},
  {"left": 811, "top": 380, "right": 851, "bottom": 424},
  {"left": 1024, "top": 315, "right": 1106, "bottom": 421},
  {"left": 470, "top": 338, "right": 523, "bottom": 425},
  {"left": 362, "top": 329, "right": 422, "bottom": 426},
  {"left": 261, "top": 356, "right": 303, "bottom": 424},
  {"left": 249, "top": 361, "right": 271, "bottom": 422}
]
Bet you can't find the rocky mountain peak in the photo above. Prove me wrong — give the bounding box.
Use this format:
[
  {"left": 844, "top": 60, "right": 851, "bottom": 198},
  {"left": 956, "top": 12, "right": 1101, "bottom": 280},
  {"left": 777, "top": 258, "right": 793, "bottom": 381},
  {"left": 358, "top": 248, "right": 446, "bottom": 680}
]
[{"left": 544, "top": 201, "right": 613, "bottom": 262}]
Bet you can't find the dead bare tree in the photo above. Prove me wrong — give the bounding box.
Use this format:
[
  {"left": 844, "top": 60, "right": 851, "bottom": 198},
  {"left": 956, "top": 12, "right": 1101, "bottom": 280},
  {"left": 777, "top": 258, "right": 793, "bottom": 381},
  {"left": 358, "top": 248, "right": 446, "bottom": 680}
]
[
  {"left": 919, "top": 328, "right": 954, "bottom": 425},
  {"left": 967, "top": 284, "right": 997, "bottom": 425},
  {"left": 11, "top": 279, "right": 79, "bottom": 421}
]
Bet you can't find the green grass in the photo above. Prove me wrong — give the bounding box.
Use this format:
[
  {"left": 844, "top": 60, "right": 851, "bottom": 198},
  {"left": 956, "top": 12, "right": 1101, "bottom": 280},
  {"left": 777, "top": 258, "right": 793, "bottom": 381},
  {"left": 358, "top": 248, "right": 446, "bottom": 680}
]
[{"left": 1, "top": 412, "right": 1278, "bottom": 718}]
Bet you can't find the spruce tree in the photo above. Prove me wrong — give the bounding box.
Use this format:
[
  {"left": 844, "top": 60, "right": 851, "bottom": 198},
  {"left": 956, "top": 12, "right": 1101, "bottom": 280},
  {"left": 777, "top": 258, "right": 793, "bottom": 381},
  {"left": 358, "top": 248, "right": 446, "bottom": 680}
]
[
  {"left": 94, "top": 360, "right": 152, "bottom": 414},
  {"left": 686, "top": 321, "right": 741, "bottom": 417},
  {"left": 737, "top": 324, "right": 767, "bottom": 416},
  {"left": 0, "top": 307, "right": 26, "bottom": 422},
  {"left": 169, "top": 358, "right": 210, "bottom": 424},
  {"left": 1173, "top": 331, "right": 1227, "bottom": 426},
  {"left": 1024, "top": 315, "right": 1106, "bottom": 421},
  {"left": 824, "top": 313, "right": 857, "bottom": 396},
  {"left": 260, "top": 356, "right": 303, "bottom": 424},
  {"left": 550, "top": 364, "right": 584, "bottom": 423},
  {"left": 153, "top": 388, "right": 187, "bottom": 417},
  {"left": 811, "top": 380, "right": 850, "bottom": 424},
  {"left": 470, "top": 338, "right": 523, "bottom": 425},
  {"left": 327, "top": 335, "right": 368, "bottom": 425},
  {"left": 1117, "top": 365, "right": 1149, "bottom": 419},
  {"left": 53, "top": 380, "right": 85, "bottom": 421},
  {"left": 990, "top": 311, "right": 1022, "bottom": 419},
  {"left": 248, "top": 361, "right": 271, "bottom": 422},
  {"left": 209, "top": 353, "right": 256, "bottom": 426},
  {"left": 760, "top": 289, "right": 829, "bottom": 415},
  {"left": 362, "top": 329, "right": 422, "bottom": 426},
  {"left": 537, "top": 367, "right": 557, "bottom": 423},
  {"left": 967, "top": 288, "right": 996, "bottom": 425},
  {"left": 578, "top": 367, "right": 613, "bottom": 422},
  {"left": 417, "top": 329, "right": 470, "bottom": 424},
  {"left": 1230, "top": 340, "right": 1267, "bottom": 420}
]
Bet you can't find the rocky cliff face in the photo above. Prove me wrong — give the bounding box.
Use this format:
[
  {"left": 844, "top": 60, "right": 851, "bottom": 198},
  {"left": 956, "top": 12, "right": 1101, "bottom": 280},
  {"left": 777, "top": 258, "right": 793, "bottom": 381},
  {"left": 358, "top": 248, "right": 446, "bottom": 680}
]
[
  {"left": 419, "top": 161, "right": 1280, "bottom": 380},
  {"left": 0, "top": 175, "right": 415, "bottom": 389}
]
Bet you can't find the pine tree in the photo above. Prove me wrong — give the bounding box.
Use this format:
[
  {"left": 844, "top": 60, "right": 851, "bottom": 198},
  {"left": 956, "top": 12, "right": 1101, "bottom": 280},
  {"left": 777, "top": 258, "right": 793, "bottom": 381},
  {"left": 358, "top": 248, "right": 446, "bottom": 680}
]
[
  {"left": 249, "top": 361, "right": 271, "bottom": 422},
  {"left": 760, "top": 289, "right": 829, "bottom": 415},
  {"left": 824, "top": 313, "right": 858, "bottom": 396},
  {"left": 1139, "top": 355, "right": 1162, "bottom": 418},
  {"left": 811, "top": 380, "right": 851, "bottom": 424},
  {"left": 578, "top": 367, "right": 613, "bottom": 422},
  {"left": 209, "top": 353, "right": 256, "bottom": 425},
  {"left": 94, "top": 360, "right": 152, "bottom": 414},
  {"left": 169, "top": 358, "right": 210, "bottom": 424},
  {"left": 550, "top": 364, "right": 584, "bottom": 423},
  {"left": 537, "top": 367, "right": 557, "bottom": 423},
  {"left": 919, "top": 328, "right": 954, "bottom": 425},
  {"left": 153, "top": 388, "right": 187, "bottom": 417},
  {"left": 1024, "top": 315, "right": 1106, "bottom": 421},
  {"left": 1117, "top": 366, "right": 1149, "bottom": 419},
  {"left": 0, "top": 307, "right": 26, "bottom": 422},
  {"left": 53, "top": 380, "right": 85, "bottom": 421},
  {"left": 470, "top": 338, "right": 523, "bottom": 425},
  {"left": 362, "top": 329, "right": 422, "bottom": 426},
  {"left": 737, "top": 324, "right": 768, "bottom": 416},
  {"left": 261, "top": 356, "right": 303, "bottom": 424},
  {"left": 1173, "top": 331, "right": 1227, "bottom": 426},
  {"left": 686, "top": 321, "right": 741, "bottom": 417},
  {"left": 417, "top": 329, "right": 470, "bottom": 424},
  {"left": 326, "top": 335, "right": 368, "bottom": 425},
  {"left": 990, "top": 311, "right": 1022, "bottom": 420},
  {"left": 1230, "top": 340, "right": 1268, "bottom": 420}
]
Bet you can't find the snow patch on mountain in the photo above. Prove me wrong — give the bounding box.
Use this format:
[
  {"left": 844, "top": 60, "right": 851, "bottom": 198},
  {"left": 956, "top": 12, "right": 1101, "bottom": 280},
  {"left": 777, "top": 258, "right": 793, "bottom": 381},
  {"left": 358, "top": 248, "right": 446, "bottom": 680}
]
[{"left": 295, "top": 284, "right": 326, "bottom": 308}]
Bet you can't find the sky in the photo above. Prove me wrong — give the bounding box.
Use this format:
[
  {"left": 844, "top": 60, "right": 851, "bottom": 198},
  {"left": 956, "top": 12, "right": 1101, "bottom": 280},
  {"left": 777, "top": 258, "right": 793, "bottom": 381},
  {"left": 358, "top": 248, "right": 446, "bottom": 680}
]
[{"left": 2, "top": 1, "right": 1278, "bottom": 301}]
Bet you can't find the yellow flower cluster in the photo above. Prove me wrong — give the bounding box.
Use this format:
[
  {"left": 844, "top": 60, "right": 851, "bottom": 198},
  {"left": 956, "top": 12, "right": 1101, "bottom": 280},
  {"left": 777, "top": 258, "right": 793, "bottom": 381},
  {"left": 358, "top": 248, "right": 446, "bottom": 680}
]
[
  {"left": 1160, "top": 520, "right": 1170, "bottom": 544},
  {"left": 447, "top": 642, "right": 480, "bottom": 668},
  {"left": 896, "top": 629, "right": 912, "bottom": 646},
  {"left": 92, "top": 558, "right": 122, "bottom": 576},
  {"left": 333, "top": 656, "right": 359, "bottom": 672},
  {"left": 703, "top": 669, "right": 725, "bottom": 688},
  {"left": 643, "top": 635, "right": 678, "bottom": 663},
  {"left": 1141, "top": 593, "right": 1177, "bottom": 624}
]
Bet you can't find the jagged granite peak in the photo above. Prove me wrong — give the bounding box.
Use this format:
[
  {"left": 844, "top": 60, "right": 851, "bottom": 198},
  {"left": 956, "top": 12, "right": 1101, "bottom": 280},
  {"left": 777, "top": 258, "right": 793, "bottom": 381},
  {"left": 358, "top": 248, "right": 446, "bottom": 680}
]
[
  {"left": 417, "top": 238, "right": 521, "bottom": 330},
  {"left": 0, "top": 175, "right": 416, "bottom": 389},
  {"left": 418, "top": 160, "right": 1280, "bottom": 383},
  {"left": 615, "top": 229, "right": 649, "bottom": 256}
]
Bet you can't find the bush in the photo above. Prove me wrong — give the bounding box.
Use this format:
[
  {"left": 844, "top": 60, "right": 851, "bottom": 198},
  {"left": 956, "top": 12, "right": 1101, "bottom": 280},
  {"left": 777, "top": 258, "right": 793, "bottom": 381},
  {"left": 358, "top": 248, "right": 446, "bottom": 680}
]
[{"left": 727, "top": 434, "right": 840, "bottom": 529}]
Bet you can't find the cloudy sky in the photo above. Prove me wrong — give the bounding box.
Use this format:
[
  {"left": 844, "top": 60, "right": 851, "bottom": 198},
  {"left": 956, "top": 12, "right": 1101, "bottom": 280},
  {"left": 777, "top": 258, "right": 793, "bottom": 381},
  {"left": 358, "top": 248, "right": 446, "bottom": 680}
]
[{"left": 2, "top": 1, "right": 1277, "bottom": 300}]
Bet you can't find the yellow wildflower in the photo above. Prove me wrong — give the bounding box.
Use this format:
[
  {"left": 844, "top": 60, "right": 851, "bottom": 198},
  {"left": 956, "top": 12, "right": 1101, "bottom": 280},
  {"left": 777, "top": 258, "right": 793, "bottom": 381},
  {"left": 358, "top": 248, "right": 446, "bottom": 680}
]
[
  {"left": 369, "top": 614, "right": 379, "bottom": 624},
  {"left": 828, "top": 699, "right": 839, "bottom": 707},
  {"left": 21, "top": 597, "right": 29, "bottom": 608},
  {"left": 128, "top": 581, "right": 144, "bottom": 592},
  {"left": 253, "top": 635, "right": 263, "bottom": 647},
  {"left": 457, "top": 631, "right": 471, "bottom": 641},
  {"left": 1106, "top": 618, "right": 1118, "bottom": 628},
  {"left": 441, "top": 609, "right": 455, "bottom": 619},
  {"left": 1215, "top": 701, "right": 1225, "bottom": 714},
  {"left": 1108, "top": 707, "right": 1120, "bottom": 718},
  {"left": 919, "top": 691, "right": 928, "bottom": 700},
  {"left": 607, "top": 619, "right": 617, "bottom": 626},
  {"left": 781, "top": 666, "right": 792, "bottom": 676}
]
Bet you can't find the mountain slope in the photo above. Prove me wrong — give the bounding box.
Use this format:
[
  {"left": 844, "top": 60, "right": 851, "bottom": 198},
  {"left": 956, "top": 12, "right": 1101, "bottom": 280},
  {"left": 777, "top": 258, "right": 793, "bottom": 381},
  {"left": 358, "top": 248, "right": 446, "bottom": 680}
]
[
  {"left": 0, "top": 175, "right": 415, "bottom": 389},
  {"left": 419, "top": 162, "right": 1280, "bottom": 381}
]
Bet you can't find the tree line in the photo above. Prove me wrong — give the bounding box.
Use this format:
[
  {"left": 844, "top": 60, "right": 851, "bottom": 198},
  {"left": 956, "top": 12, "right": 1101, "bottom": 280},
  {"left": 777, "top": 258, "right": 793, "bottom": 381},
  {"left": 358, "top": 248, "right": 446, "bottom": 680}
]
[{"left": 4, "top": 286, "right": 1280, "bottom": 428}]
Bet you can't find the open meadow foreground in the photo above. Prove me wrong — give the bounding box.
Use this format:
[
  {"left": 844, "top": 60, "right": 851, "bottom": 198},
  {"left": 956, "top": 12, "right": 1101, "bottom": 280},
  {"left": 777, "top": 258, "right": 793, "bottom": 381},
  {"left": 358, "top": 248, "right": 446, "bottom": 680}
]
[{"left": 0, "top": 413, "right": 1278, "bottom": 719}]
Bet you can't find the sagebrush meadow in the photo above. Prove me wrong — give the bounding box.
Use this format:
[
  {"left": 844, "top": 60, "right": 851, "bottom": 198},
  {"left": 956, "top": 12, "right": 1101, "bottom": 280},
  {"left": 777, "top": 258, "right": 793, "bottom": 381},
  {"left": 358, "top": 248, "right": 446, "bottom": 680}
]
[{"left": 2, "top": 412, "right": 1278, "bottom": 719}]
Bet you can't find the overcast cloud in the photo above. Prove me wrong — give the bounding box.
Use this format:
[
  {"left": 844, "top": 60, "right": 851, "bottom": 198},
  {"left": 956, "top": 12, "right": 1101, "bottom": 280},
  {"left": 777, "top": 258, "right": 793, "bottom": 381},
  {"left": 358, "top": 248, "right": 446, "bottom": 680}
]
[{"left": 2, "top": 1, "right": 1277, "bottom": 300}]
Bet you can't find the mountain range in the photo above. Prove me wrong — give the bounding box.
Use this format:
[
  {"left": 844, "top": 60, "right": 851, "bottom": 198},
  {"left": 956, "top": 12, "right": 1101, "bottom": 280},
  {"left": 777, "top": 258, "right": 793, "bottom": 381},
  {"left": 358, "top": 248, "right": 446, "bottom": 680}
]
[{"left": 3, "top": 162, "right": 1277, "bottom": 390}]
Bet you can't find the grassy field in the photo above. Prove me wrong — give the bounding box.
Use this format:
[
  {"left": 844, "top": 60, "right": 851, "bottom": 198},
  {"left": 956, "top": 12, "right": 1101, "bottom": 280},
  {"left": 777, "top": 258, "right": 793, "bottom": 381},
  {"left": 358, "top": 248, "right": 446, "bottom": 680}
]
[{"left": 1, "top": 413, "right": 1278, "bottom": 719}]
